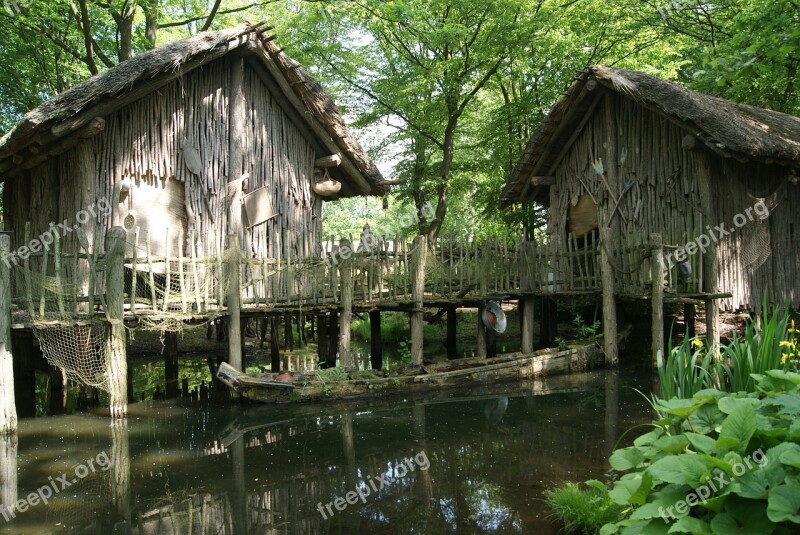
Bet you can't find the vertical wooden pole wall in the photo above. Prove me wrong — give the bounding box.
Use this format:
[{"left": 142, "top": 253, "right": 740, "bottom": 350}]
[
  {"left": 338, "top": 239, "right": 354, "bottom": 367},
  {"left": 410, "top": 235, "right": 427, "bottom": 366},
  {"left": 651, "top": 234, "right": 666, "bottom": 367},
  {"left": 105, "top": 226, "right": 128, "bottom": 419},
  {"left": 0, "top": 232, "right": 17, "bottom": 433}
]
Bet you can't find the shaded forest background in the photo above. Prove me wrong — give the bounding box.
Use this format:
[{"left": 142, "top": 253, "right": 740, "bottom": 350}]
[{"left": 0, "top": 0, "right": 797, "bottom": 242}]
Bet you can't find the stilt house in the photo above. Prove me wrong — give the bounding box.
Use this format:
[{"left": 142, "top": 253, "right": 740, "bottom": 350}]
[
  {"left": 0, "top": 23, "right": 385, "bottom": 265},
  {"left": 500, "top": 65, "right": 800, "bottom": 316}
]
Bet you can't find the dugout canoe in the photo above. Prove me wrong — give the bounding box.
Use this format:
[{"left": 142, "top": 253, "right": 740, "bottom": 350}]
[{"left": 215, "top": 340, "right": 606, "bottom": 403}]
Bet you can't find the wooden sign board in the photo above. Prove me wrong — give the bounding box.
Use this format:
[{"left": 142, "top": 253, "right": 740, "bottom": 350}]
[{"left": 243, "top": 186, "right": 276, "bottom": 228}]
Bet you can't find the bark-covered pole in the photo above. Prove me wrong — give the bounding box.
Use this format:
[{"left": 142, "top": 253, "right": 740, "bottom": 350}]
[
  {"left": 0, "top": 233, "right": 17, "bottom": 433},
  {"left": 105, "top": 226, "right": 128, "bottom": 419}
]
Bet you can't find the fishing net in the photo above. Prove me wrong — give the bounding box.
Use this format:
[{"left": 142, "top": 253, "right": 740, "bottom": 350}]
[
  {"left": 33, "top": 322, "right": 112, "bottom": 392},
  {"left": 740, "top": 218, "right": 771, "bottom": 270}
]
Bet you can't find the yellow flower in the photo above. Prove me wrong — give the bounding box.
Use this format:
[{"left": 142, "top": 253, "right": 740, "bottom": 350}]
[
  {"left": 691, "top": 339, "right": 704, "bottom": 349},
  {"left": 779, "top": 340, "right": 797, "bottom": 350},
  {"left": 782, "top": 354, "right": 788, "bottom": 365},
  {"left": 789, "top": 320, "right": 797, "bottom": 334}
]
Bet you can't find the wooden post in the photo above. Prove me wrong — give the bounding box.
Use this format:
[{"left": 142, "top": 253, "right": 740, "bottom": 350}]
[
  {"left": 0, "top": 433, "right": 17, "bottom": 520},
  {"left": 697, "top": 154, "right": 720, "bottom": 355},
  {"left": 540, "top": 297, "right": 558, "bottom": 347},
  {"left": 601, "top": 93, "right": 620, "bottom": 366},
  {"left": 105, "top": 226, "right": 128, "bottom": 419},
  {"left": 327, "top": 311, "right": 339, "bottom": 368},
  {"left": 651, "top": 234, "right": 666, "bottom": 367},
  {"left": 48, "top": 366, "right": 67, "bottom": 415},
  {"left": 369, "top": 310, "right": 383, "bottom": 370},
  {"left": 338, "top": 239, "right": 354, "bottom": 367},
  {"left": 410, "top": 236, "right": 427, "bottom": 366},
  {"left": 164, "top": 332, "right": 179, "bottom": 398},
  {"left": 684, "top": 303, "right": 696, "bottom": 338},
  {"left": 486, "top": 326, "right": 497, "bottom": 358},
  {"left": 11, "top": 332, "right": 35, "bottom": 418},
  {"left": 446, "top": 305, "right": 458, "bottom": 360},
  {"left": 270, "top": 316, "right": 280, "bottom": 373},
  {"left": 521, "top": 296, "right": 535, "bottom": 354},
  {"left": 317, "top": 314, "right": 329, "bottom": 366},
  {"left": 226, "top": 236, "right": 243, "bottom": 374},
  {"left": 476, "top": 306, "right": 487, "bottom": 358},
  {"left": 0, "top": 232, "right": 16, "bottom": 433}
]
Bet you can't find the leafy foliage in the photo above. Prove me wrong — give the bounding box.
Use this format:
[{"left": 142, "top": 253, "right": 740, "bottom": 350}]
[
  {"left": 545, "top": 481, "right": 626, "bottom": 534},
  {"left": 593, "top": 374, "right": 800, "bottom": 534}
]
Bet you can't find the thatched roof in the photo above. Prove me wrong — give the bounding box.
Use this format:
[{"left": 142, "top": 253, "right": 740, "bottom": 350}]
[
  {"left": 0, "top": 22, "right": 386, "bottom": 196},
  {"left": 500, "top": 65, "right": 800, "bottom": 207}
]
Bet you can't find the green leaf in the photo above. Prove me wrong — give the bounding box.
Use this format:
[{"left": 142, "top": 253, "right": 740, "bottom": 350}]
[
  {"left": 668, "top": 516, "right": 711, "bottom": 534},
  {"left": 659, "top": 398, "right": 708, "bottom": 419},
  {"left": 655, "top": 435, "right": 691, "bottom": 454},
  {"left": 767, "top": 483, "right": 800, "bottom": 523},
  {"left": 716, "top": 405, "right": 756, "bottom": 453},
  {"left": 635, "top": 428, "right": 666, "bottom": 448},
  {"left": 688, "top": 405, "right": 725, "bottom": 435},
  {"left": 736, "top": 461, "right": 785, "bottom": 499},
  {"left": 709, "top": 496, "right": 775, "bottom": 534},
  {"left": 611, "top": 447, "right": 647, "bottom": 471},
  {"left": 649, "top": 455, "right": 710, "bottom": 487},
  {"left": 779, "top": 448, "right": 800, "bottom": 469},
  {"left": 610, "top": 473, "right": 653, "bottom": 506},
  {"left": 686, "top": 433, "right": 719, "bottom": 455},
  {"left": 761, "top": 394, "right": 800, "bottom": 416},
  {"left": 718, "top": 396, "right": 760, "bottom": 415}
]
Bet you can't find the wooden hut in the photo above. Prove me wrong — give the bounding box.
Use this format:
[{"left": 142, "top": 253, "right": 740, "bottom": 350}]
[
  {"left": 0, "top": 22, "right": 385, "bottom": 265},
  {"left": 500, "top": 65, "right": 800, "bottom": 363}
]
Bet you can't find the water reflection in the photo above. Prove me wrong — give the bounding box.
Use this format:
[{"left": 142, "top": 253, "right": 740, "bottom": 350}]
[{"left": 2, "top": 368, "right": 653, "bottom": 534}]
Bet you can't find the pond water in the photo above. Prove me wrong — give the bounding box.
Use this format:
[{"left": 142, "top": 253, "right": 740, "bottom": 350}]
[{"left": 2, "top": 366, "right": 655, "bottom": 534}]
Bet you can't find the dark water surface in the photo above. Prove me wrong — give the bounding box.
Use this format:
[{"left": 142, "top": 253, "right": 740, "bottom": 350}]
[{"left": 2, "top": 367, "right": 654, "bottom": 534}]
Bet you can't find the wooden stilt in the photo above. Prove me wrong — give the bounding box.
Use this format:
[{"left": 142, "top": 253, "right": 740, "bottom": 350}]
[
  {"left": 11, "top": 331, "right": 35, "bottom": 418},
  {"left": 486, "top": 326, "right": 497, "bottom": 358},
  {"left": 651, "top": 234, "right": 666, "bottom": 367},
  {"left": 410, "top": 236, "right": 427, "bottom": 366},
  {"left": 446, "top": 305, "right": 457, "bottom": 360},
  {"left": 284, "top": 313, "right": 293, "bottom": 351},
  {"left": 165, "top": 332, "right": 179, "bottom": 398},
  {"left": 48, "top": 365, "right": 66, "bottom": 415},
  {"left": 601, "top": 93, "right": 620, "bottom": 366},
  {"left": 369, "top": 310, "right": 382, "bottom": 370},
  {"left": 684, "top": 303, "right": 696, "bottom": 338},
  {"left": 327, "top": 311, "right": 339, "bottom": 368},
  {"left": 0, "top": 433, "right": 17, "bottom": 520},
  {"left": 317, "top": 314, "right": 329, "bottom": 366},
  {"left": 105, "top": 227, "right": 128, "bottom": 419},
  {"left": 476, "top": 305, "right": 487, "bottom": 358},
  {"left": 338, "top": 239, "right": 354, "bottom": 367},
  {"left": 226, "top": 236, "right": 243, "bottom": 374},
  {"left": 521, "top": 295, "right": 535, "bottom": 354},
  {"left": 705, "top": 299, "right": 720, "bottom": 356},
  {"left": 0, "top": 232, "right": 16, "bottom": 432},
  {"left": 539, "top": 297, "right": 558, "bottom": 347},
  {"left": 270, "top": 316, "right": 280, "bottom": 373}
]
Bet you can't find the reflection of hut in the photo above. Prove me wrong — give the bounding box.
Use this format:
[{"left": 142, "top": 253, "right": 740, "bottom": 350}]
[
  {"left": 501, "top": 65, "right": 800, "bottom": 362},
  {"left": 0, "top": 23, "right": 385, "bottom": 265}
]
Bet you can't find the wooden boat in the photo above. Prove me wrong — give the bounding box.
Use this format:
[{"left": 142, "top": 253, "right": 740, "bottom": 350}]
[{"left": 216, "top": 340, "right": 605, "bottom": 403}]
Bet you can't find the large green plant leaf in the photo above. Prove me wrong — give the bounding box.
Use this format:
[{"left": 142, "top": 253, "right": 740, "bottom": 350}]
[
  {"left": 688, "top": 405, "right": 725, "bottom": 435},
  {"left": 610, "top": 472, "right": 653, "bottom": 506},
  {"left": 668, "top": 516, "right": 712, "bottom": 534},
  {"left": 687, "top": 433, "right": 719, "bottom": 455},
  {"left": 611, "top": 447, "right": 647, "bottom": 471},
  {"left": 649, "top": 455, "right": 711, "bottom": 487},
  {"left": 716, "top": 405, "right": 757, "bottom": 453},
  {"left": 767, "top": 483, "right": 800, "bottom": 523},
  {"left": 709, "top": 496, "right": 774, "bottom": 534}
]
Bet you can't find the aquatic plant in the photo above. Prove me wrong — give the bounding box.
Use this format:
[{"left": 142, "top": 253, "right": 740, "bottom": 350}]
[
  {"left": 545, "top": 481, "right": 625, "bottom": 534},
  {"left": 594, "top": 371, "right": 800, "bottom": 534}
]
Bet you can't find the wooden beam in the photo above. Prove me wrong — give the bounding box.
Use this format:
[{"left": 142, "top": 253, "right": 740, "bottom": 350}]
[
  {"left": 315, "top": 154, "right": 341, "bottom": 168},
  {"left": 530, "top": 175, "right": 555, "bottom": 186},
  {"left": 338, "top": 239, "right": 354, "bottom": 367},
  {"left": 410, "top": 235, "right": 427, "bottom": 365},
  {"left": 651, "top": 234, "right": 665, "bottom": 368}
]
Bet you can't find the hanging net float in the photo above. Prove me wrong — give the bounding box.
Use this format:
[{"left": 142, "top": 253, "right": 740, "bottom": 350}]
[{"left": 481, "top": 300, "right": 507, "bottom": 333}]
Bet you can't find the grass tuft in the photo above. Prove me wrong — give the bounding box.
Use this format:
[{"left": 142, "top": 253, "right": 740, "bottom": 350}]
[{"left": 544, "top": 482, "right": 624, "bottom": 534}]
